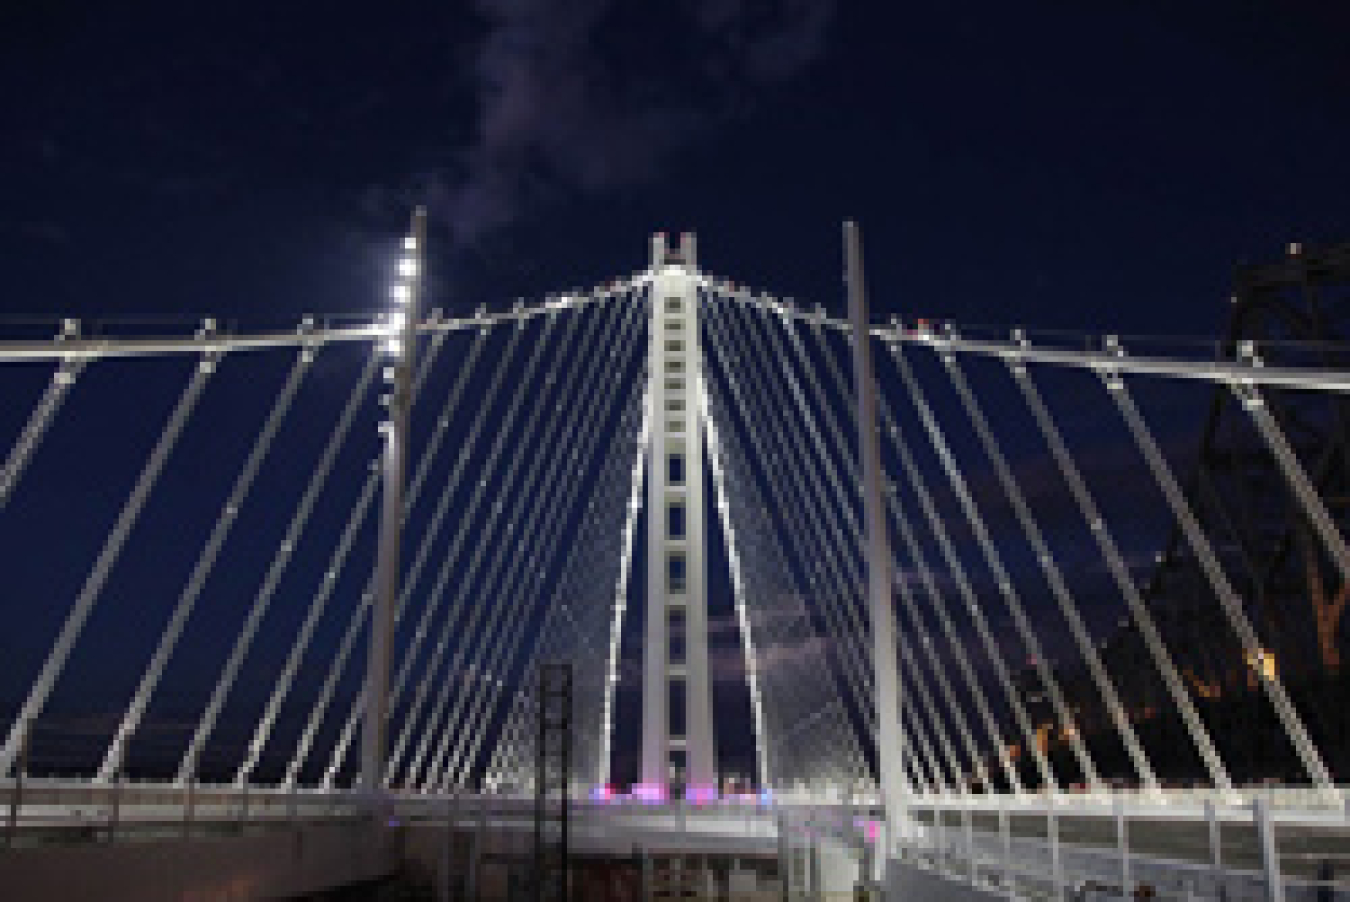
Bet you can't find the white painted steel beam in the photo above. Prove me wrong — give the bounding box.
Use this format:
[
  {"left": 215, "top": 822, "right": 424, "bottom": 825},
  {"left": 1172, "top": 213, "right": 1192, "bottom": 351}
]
[
  {"left": 844, "top": 221, "right": 907, "bottom": 843},
  {"left": 641, "top": 232, "right": 716, "bottom": 799}
]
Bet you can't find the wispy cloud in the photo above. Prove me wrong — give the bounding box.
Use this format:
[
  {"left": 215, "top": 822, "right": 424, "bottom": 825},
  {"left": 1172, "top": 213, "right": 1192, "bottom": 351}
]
[{"left": 371, "top": 0, "right": 835, "bottom": 245}]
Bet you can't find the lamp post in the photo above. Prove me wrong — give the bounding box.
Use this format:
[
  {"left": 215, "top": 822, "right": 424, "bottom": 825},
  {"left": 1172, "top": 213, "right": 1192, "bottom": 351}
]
[{"left": 363, "top": 208, "right": 425, "bottom": 793}]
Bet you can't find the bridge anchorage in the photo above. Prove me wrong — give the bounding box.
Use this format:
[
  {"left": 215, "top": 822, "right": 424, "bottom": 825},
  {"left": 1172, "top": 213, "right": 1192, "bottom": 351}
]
[{"left": 0, "top": 222, "right": 1347, "bottom": 900}]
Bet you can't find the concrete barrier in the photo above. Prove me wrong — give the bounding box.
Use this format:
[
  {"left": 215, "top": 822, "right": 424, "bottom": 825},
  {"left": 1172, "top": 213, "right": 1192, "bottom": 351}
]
[{"left": 0, "top": 820, "right": 397, "bottom": 901}]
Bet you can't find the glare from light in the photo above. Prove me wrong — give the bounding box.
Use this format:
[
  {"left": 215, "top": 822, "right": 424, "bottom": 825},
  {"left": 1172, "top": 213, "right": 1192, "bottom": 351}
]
[
  {"left": 389, "top": 311, "right": 406, "bottom": 331},
  {"left": 398, "top": 256, "right": 417, "bottom": 278},
  {"left": 391, "top": 283, "right": 411, "bottom": 303},
  {"left": 402, "top": 235, "right": 417, "bottom": 251},
  {"left": 384, "top": 338, "right": 401, "bottom": 356}
]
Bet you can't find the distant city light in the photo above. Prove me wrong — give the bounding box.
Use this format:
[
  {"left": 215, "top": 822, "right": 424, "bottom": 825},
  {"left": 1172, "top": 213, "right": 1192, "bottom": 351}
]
[{"left": 1249, "top": 649, "right": 1277, "bottom": 681}]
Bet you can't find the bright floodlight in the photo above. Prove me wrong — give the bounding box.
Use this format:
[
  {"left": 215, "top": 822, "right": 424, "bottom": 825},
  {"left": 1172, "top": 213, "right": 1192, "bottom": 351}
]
[
  {"left": 391, "top": 283, "right": 411, "bottom": 303},
  {"left": 398, "top": 256, "right": 417, "bottom": 278},
  {"left": 389, "top": 311, "right": 406, "bottom": 331},
  {"left": 384, "top": 337, "right": 401, "bottom": 356},
  {"left": 402, "top": 235, "right": 417, "bottom": 251}
]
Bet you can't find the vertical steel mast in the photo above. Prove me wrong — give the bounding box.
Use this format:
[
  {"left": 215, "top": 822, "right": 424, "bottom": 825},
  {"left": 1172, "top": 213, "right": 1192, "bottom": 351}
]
[
  {"left": 640, "top": 232, "right": 717, "bottom": 799},
  {"left": 845, "top": 220, "right": 906, "bottom": 838},
  {"left": 363, "top": 207, "right": 425, "bottom": 791}
]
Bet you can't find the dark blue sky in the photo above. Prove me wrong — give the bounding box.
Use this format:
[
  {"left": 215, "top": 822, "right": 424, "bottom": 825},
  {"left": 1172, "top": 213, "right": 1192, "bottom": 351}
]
[{"left": 3, "top": 1, "right": 1346, "bottom": 329}]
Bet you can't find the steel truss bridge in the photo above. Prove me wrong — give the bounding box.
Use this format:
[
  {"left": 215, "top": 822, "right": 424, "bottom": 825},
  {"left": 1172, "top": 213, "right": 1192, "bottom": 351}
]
[{"left": 0, "top": 219, "right": 1346, "bottom": 900}]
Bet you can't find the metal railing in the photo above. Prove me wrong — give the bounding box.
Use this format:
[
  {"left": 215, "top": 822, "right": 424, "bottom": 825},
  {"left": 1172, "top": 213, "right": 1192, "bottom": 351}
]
[
  {"left": 6, "top": 778, "right": 1349, "bottom": 900},
  {"left": 896, "top": 791, "right": 1350, "bottom": 901},
  {"left": 2, "top": 776, "right": 367, "bottom": 848}
]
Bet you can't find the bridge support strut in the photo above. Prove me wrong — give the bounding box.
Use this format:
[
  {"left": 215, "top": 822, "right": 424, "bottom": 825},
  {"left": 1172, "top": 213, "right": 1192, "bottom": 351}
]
[{"left": 845, "top": 219, "right": 907, "bottom": 842}]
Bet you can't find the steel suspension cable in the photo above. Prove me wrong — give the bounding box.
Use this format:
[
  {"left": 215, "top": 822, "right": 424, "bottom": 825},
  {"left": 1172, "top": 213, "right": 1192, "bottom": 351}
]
[
  {"left": 495, "top": 387, "right": 647, "bottom": 790},
  {"left": 718, "top": 298, "right": 947, "bottom": 793},
  {"left": 596, "top": 390, "right": 649, "bottom": 788},
  {"left": 436, "top": 392, "right": 641, "bottom": 791},
  {"left": 797, "top": 312, "right": 1027, "bottom": 794},
  {"left": 703, "top": 299, "right": 873, "bottom": 711},
  {"left": 706, "top": 376, "right": 874, "bottom": 792},
  {"left": 0, "top": 322, "right": 85, "bottom": 511},
  {"left": 434, "top": 302, "right": 645, "bottom": 790},
  {"left": 702, "top": 375, "right": 771, "bottom": 789},
  {"left": 331, "top": 305, "right": 590, "bottom": 784},
  {"left": 722, "top": 300, "right": 955, "bottom": 794},
  {"left": 172, "top": 345, "right": 391, "bottom": 782},
  {"left": 455, "top": 321, "right": 646, "bottom": 791},
  {"left": 1101, "top": 360, "right": 1335, "bottom": 794},
  {"left": 720, "top": 301, "right": 876, "bottom": 689},
  {"left": 232, "top": 325, "right": 485, "bottom": 783},
  {"left": 389, "top": 301, "right": 625, "bottom": 788},
  {"left": 701, "top": 301, "right": 876, "bottom": 741},
  {"left": 303, "top": 310, "right": 562, "bottom": 787},
  {"left": 279, "top": 320, "right": 532, "bottom": 787},
  {"left": 100, "top": 341, "right": 316, "bottom": 781},
  {"left": 2, "top": 338, "right": 223, "bottom": 778},
  {"left": 705, "top": 392, "right": 816, "bottom": 786},
  {"left": 224, "top": 329, "right": 456, "bottom": 783},
  {"left": 892, "top": 544, "right": 999, "bottom": 793},
  {"left": 703, "top": 307, "right": 894, "bottom": 793},
  {"left": 893, "top": 621, "right": 966, "bottom": 793},
  {"left": 884, "top": 342, "right": 1104, "bottom": 791},
  {"left": 929, "top": 341, "right": 1159, "bottom": 791},
  {"left": 376, "top": 298, "right": 618, "bottom": 785},
  {"left": 407, "top": 300, "right": 638, "bottom": 789},
  {"left": 751, "top": 302, "right": 986, "bottom": 793},
  {"left": 1230, "top": 351, "right": 1350, "bottom": 591},
  {"left": 1002, "top": 355, "right": 1232, "bottom": 791}
]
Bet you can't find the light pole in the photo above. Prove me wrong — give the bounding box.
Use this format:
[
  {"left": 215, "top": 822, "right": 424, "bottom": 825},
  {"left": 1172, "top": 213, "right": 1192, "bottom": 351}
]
[{"left": 363, "top": 207, "right": 426, "bottom": 792}]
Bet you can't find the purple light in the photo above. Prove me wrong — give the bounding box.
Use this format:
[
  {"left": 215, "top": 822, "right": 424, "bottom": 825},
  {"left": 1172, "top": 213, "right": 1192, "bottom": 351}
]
[
  {"left": 685, "top": 785, "right": 718, "bottom": 805},
  {"left": 633, "top": 782, "right": 666, "bottom": 803}
]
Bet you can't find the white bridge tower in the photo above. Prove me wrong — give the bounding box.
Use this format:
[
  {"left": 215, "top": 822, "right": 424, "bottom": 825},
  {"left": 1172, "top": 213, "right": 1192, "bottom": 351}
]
[{"left": 640, "top": 232, "right": 717, "bottom": 799}]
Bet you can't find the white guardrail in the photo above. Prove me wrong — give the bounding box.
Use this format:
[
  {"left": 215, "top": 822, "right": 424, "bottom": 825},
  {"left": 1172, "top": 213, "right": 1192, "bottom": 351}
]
[{"left": 4, "top": 779, "right": 1349, "bottom": 900}]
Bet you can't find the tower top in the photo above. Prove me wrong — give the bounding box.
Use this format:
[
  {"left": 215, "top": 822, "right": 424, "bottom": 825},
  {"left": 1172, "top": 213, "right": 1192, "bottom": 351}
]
[{"left": 650, "top": 232, "right": 697, "bottom": 270}]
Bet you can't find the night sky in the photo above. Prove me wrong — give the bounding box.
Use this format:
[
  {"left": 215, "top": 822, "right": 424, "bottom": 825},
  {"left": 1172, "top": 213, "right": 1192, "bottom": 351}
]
[
  {"left": 5, "top": 1, "right": 1348, "bottom": 328},
  {"left": 2, "top": 1, "right": 1348, "bottom": 788}
]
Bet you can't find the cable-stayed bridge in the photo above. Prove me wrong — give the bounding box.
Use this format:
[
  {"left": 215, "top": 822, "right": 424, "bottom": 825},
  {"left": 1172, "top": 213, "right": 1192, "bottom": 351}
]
[{"left": 0, "top": 219, "right": 1347, "bottom": 900}]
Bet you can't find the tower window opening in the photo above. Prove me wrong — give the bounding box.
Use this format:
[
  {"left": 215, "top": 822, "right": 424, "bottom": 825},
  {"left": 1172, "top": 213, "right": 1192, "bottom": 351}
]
[
  {"left": 668, "top": 679, "right": 687, "bottom": 736},
  {"left": 668, "top": 454, "right": 685, "bottom": 484},
  {"left": 669, "top": 608, "right": 686, "bottom": 662},
  {"left": 668, "top": 553, "right": 687, "bottom": 593},
  {"left": 668, "top": 503, "right": 687, "bottom": 538}
]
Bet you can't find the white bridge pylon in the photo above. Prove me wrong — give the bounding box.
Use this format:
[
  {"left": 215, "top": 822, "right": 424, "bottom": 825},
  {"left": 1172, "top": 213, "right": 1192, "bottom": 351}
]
[
  {"left": 638, "top": 232, "right": 718, "bottom": 800},
  {"left": 0, "top": 225, "right": 1345, "bottom": 838}
]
